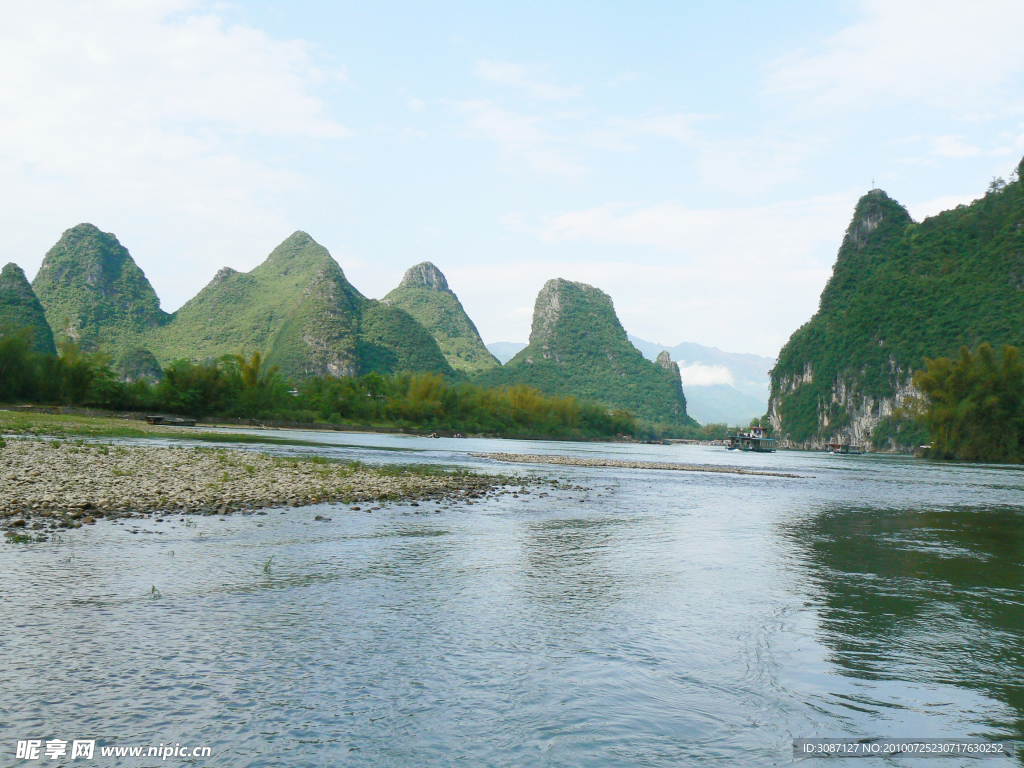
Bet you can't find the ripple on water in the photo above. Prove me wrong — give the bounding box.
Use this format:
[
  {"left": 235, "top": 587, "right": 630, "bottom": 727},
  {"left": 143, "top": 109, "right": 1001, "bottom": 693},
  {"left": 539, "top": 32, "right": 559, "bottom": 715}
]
[{"left": 1, "top": 437, "right": 1023, "bottom": 766}]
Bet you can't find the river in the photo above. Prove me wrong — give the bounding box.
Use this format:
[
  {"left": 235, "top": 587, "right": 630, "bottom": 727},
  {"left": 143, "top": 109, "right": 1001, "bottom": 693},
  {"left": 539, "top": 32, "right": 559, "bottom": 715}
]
[{"left": 2, "top": 432, "right": 1022, "bottom": 766}]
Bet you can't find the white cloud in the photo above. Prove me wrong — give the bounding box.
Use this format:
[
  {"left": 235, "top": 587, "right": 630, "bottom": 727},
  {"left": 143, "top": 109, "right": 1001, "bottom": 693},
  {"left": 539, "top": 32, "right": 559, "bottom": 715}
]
[
  {"left": 768, "top": 0, "right": 1024, "bottom": 111},
  {"left": 932, "top": 135, "right": 980, "bottom": 158},
  {"left": 607, "top": 71, "right": 641, "bottom": 88},
  {"left": 908, "top": 194, "right": 983, "bottom": 221},
  {"left": 587, "top": 115, "right": 812, "bottom": 193},
  {"left": 0, "top": 0, "right": 349, "bottom": 311},
  {"left": 991, "top": 128, "right": 1024, "bottom": 156},
  {"left": 407, "top": 98, "right": 426, "bottom": 112},
  {"left": 539, "top": 194, "right": 854, "bottom": 267},
  {"left": 618, "top": 114, "right": 701, "bottom": 144},
  {"left": 457, "top": 100, "right": 582, "bottom": 177},
  {"left": 677, "top": 362, "right": 734, "bottom": 387},
  {"left": 474, "top": 60, "right": 581, "bottom": 101}
]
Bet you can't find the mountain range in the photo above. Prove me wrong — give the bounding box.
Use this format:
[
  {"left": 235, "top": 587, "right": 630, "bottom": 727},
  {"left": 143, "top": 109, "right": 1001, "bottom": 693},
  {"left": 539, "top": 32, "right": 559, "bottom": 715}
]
[
  {"left": 1, "top": 224, "right": 696, "bottom": 430},
  {"left": 626, "top": 336, "right": 773, "bottom": 425},
  {"left": 28, "top": 225, "right": 453, "bottom": 381}
]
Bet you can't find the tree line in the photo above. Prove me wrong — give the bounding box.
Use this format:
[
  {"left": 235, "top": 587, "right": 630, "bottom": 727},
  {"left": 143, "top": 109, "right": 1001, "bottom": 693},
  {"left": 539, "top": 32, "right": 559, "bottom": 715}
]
[{"left": 0, "top": 329, "right": 637, "bottom": 440}]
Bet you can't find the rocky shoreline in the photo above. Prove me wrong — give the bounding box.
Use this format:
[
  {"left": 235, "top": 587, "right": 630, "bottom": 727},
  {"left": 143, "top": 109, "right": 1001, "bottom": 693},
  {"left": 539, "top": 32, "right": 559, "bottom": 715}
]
[
  {"left": 473, "top": 452, "right": 802, "bottom": 478},
  {"left": 1, "top": 438, "right": 526, "bottom": 537}
]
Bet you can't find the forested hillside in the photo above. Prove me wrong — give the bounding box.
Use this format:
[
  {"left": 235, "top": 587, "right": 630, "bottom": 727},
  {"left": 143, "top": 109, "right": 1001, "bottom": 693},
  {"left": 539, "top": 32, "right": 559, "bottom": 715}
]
[
  {"left": 1, "top": 263, "right": 56, "bottom": 355},
  {"left": 383, "top": 262, "right": 499, "bottom": 373},
  {"left": 477, "top": 279, "right": 696, "bottom": 431},
  {"left": 769, "top": 157, "right": 1024, "bottom": 449}
]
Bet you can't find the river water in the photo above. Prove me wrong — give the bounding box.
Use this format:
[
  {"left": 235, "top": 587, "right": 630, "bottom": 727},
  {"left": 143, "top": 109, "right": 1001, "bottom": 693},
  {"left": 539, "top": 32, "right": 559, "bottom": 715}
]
[{"left": 2, "top": 432, "right": 1022, "bottom": 766}]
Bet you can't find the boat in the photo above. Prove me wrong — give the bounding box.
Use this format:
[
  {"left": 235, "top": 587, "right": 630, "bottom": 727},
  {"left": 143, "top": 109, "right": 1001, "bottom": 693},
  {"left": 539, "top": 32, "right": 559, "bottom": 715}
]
[
  {"left": 144, "top": 415, "right": 197, "bottom": 427},
  {"left": 726, "top": 426, "right": 776, "bottom": 452},
  {"left": 827, "top": 442, "right": 863, "bottom": 455}
]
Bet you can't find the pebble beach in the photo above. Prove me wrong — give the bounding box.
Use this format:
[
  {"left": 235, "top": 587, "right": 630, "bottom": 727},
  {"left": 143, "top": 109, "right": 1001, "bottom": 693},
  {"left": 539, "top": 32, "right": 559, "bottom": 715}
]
[{"left": 1, "top": 438, "right": 522, "bottom": 536}]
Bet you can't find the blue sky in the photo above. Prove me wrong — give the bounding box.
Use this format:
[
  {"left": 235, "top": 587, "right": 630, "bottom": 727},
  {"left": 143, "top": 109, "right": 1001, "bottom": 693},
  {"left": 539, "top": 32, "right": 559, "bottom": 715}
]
[{"left": 2, "top": 1, "right": 1023, "bottom": 357}]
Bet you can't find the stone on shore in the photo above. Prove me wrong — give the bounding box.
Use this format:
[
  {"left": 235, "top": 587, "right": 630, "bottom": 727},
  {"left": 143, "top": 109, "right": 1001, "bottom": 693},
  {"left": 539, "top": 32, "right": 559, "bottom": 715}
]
[{"left": 1, "top": 439, "right": 514, "bottom": 532}]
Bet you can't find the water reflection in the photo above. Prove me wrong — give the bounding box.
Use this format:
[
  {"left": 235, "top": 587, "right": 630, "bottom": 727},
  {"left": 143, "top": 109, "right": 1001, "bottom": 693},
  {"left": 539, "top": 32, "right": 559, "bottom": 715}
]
[{"left": 786, "top": 505, "right": 1024, "bottom": 742}]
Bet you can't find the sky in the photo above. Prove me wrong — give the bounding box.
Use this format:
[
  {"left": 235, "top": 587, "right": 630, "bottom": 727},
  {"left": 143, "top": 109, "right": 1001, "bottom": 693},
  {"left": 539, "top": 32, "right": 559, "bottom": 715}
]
[{"left": 2, "top": 1, "right": 1024, "bottom": 358}]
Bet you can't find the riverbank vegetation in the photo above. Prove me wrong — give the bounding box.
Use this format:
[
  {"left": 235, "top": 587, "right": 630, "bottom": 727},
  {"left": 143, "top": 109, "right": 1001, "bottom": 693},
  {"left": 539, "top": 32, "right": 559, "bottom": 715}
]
[
  {"left": 912, "top": 343, "right": 1024, "bottom": 463},
  {"left": 0, "top": 332, "right": 639, "bottom": 440}
]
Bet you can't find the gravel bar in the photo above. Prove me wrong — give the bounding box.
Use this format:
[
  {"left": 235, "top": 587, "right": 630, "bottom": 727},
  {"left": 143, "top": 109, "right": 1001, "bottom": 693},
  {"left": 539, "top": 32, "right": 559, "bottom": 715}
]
[
  {"left": 473, "top": 452, "right": 802, "bottom": 478},
  {"left": 1, "top": 439, "right": 522, "bottom": 533}
]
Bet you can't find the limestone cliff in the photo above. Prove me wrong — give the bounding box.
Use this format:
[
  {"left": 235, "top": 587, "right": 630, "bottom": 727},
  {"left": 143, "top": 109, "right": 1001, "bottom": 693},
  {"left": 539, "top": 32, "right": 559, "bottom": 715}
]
[{"left": 769, "top": 157, "right": 1024, "bottom": 451}]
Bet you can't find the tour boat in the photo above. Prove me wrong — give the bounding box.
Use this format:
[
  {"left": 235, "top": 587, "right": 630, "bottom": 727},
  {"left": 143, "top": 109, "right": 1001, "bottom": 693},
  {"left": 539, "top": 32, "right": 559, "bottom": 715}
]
[
  {"left": 827, "top": 443, "right": 863, "bottom": 455},
  {"left": 726, "top": 426, "right": 776, "bottom": 452}
]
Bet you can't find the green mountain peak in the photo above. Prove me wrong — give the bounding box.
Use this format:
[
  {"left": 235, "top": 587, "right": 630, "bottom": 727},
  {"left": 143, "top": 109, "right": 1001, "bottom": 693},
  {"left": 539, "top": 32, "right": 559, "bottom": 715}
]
[
  {"left": 149, "top": 231, "right": 450, "bottom": 379},
  {"left": 398, "top": 262, "right": 451, "bottom": 292},
  {"left": 842, "top": 189, "right": 912, "bottom": 251},
  {"left": 0, "top": 262, "right": 56, "bottom": 354},
  {"left": 32, "top": 223, "right": 168, "bottom": 353},
  {"left": 769, "top": 157, "right": 1024, "bottom": 450},
  {"left": 478, "top": 277, "right": 695, "bottom": 428},
  {"left": 383, "top": 263, "right": 499, "bottom": 373}
]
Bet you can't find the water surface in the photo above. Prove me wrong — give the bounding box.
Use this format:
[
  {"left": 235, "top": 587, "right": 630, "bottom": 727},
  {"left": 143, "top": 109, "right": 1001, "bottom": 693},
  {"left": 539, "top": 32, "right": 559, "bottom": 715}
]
[{"left": 2, "top": 434, "right": 1022, "bottom": 766}]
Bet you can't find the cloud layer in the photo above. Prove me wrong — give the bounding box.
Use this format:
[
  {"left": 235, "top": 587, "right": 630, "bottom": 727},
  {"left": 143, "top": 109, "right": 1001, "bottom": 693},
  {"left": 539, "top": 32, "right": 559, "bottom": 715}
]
[{"left": 0, "top": 0, "right": 347, "bottom": 307}]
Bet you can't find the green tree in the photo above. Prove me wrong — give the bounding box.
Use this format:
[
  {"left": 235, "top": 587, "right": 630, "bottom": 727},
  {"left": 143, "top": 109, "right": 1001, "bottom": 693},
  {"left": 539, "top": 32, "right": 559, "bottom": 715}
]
[
  {"left": 912, "top": 343, "right": 1024, "bottom": 462},
  {"left": 0, "top": 330, "right": 35, "bottom": 400}
]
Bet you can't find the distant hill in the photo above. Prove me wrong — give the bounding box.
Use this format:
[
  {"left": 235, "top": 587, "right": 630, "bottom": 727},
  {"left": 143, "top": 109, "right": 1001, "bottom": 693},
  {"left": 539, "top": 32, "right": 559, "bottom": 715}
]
[
  {"left": 486, "top": 341, "right": 526, "bottom": 364},
  {"left": 383, "top": 262, "right": 499, "bottom": 373},
  {"left": 476, "top": 279, "right": 696, "bottom": 430},
  {"left": 769, "top": 156, "right": 1024, "bottom": 450},
  {"left": 627, "top": 335, "right": 774, "bottom": 425},
  {"left": 32, "top": 223, "right": 169, "bottom": 356},
  {"left": 681, "top": 384, "right": 767, "bottom": 426},
  {"left": 0, "top": 263, "right": 56, "bottom": 355},
  {"left": 628, "top": 336, "right": 774, "bottom": 401}
]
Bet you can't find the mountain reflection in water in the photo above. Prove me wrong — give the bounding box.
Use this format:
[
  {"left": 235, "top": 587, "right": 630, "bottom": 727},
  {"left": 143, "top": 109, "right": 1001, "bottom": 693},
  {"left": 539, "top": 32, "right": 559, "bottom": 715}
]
[{"left": 786, "top": 504, "right": 1024, "bottom": 743}]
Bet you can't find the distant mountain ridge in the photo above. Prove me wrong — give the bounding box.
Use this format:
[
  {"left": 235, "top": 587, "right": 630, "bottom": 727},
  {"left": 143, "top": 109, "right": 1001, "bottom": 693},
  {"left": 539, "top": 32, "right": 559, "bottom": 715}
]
[
  {"left": 627, "top": 335, "right": 773, "bottom": 425},
  {"left": 627, "top": 336, "right": 774, "bottom": 400},
  {"left": 486, "top": 342, "right": 526, "bottom": 364}
]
